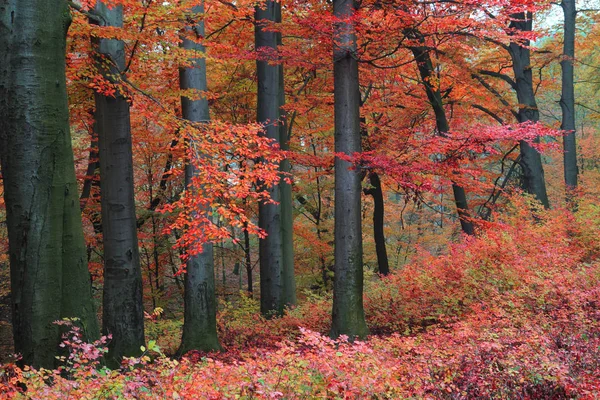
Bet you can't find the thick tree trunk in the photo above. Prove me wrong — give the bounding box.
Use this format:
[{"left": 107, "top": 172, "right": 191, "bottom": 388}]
[
  {"left": 331, "top": 0, "right": 369, "bottom": 340},
  {"left": 560, "top": 0, "right": 578, "bottom": 194},
  {"left": 508, "top": 12, "right": 550, "bottom": 208},
  {"left": 363, "top": 173, "right": 390, "bottom": 275},
  {"left": 279, "top": 59, "right": 297, "bottom": 307},
  {"left": 177, "top": 4, "right": 221, "bottom": 355},
  {"left": 256, "top": 0, "right": 286, "bottom": 317},
  {"left": 410, "top": 45, "right": 475, "bottom": 235},
  {"left": 93, "top": 2, "right": 145, "bottom": 365},
  {"left": 0, "top": 0, "right": 99, "bottom": 368}
]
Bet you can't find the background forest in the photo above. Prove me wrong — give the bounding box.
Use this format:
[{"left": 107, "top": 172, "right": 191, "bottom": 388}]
[{"left": 1, "top": 0, "right": 600, "bottom": 397}]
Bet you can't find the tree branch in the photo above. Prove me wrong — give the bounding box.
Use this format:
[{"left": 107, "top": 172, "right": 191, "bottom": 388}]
[{"left": 478, "top": 69, "right": 517, "bottom": 90}]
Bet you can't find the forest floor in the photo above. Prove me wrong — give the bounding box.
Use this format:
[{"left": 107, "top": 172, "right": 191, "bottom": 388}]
[{"left": 1, "top": 199, "right": 599, "bottom": 398}]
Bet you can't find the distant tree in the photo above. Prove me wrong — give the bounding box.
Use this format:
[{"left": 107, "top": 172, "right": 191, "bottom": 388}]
[
  {"left": 0, "top": 0, "right": 99, "bottom": 368},
  {"left": 363, "top": 171, "right": 390, "bottom": 275}
]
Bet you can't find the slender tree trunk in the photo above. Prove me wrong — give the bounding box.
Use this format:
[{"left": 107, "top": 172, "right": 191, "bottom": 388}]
[
  {"left": 93, "top": 2, "right": 145, "bottom": 365},
  {"left": 177, "top": 4, "right": 221, "bottom": 355},
  {"left": 256, "top": 0, "right": 285, "bottom": 317},
  {"left": 508, "top": 12, "right": 550, "bottom": 208},
  {"left": 409, "top": 44, "right": 475, "bottom": 235},
  {"left": 363, "top": 173, "right": 390, "bottom": 275},
  {"left": 560, "top": 0, "right": 578, "bottom": 196},
  {"left": 0, "top": 0, "right": 99, "bottom": 368},
  {"left": 331, "top": 0, "right": 369, "bottom": 340},
  {"left": 243, "top": 221, "right": 253, "bottom": 294}
]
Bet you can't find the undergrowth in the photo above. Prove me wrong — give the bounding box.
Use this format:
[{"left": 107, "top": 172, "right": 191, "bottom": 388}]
[{"left": 1, "top": 195, "right": 599, "bottom": 399}]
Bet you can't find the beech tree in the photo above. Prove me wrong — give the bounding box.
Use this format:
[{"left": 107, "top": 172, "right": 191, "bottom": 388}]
[
  {"left": 363, "top": 172, "right": 390, "bottom": 275},
  {"left": 408, "top": 41, "right": 475, "bottom": 236},
  {"left": 177, "top": 3, "right": 221, "bottom": 355},
  {"left": 0, "top": 0, "right": 99, "bottom": 368},
  {"left": 560, "top": 0, "right": 578, "bottom": 194},
  {"left": 331, "top": 0, "right": 369, "bottom": 339},
  {"left": 92, "top": 1, "right": 145, "bottom": 364},
  {"left": 279, "top": 51, "right": 297, "bottom": 308},
  {"left": 508, "top": 11, "right": 550, "bottom": 208},
  {"left": 255, "top": 0, "right": 296, "bottom": 316}
]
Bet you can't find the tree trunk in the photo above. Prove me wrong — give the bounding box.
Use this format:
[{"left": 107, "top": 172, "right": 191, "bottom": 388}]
[
  {"left": 409, "top": 44, "right": 475, "bottom": 235},
  {"left": 363, "top": 172, "right": 390, "bottom": 275},
  {"left": 331, "top": 0, "right": 369, "bottom": 340},
  {"left": 256, "top": 0, "right": 285, "bottom": 317},
  {"left": 243, "top": 222, "right": 253, "bottom": 294},
  {"left": 177, "top": 3, "right": 221, "bottom": 355},
  {"left": 93, "top": 2, "right": 145, "bottom": 365},
  {"left": 279, "top": 57, "right": 297, "bottom": 307},
  {"left": 508, "top": 12, "right": 550, "bottom": 208},
  {"left": 560, "top": 0, "right": 578, "bottom": 195},
  {"left": 80, "top": 128, "right": 99, "bottom": 212},
  {"left": 0, "top": 0, "right": 99, "bottom": 368}
]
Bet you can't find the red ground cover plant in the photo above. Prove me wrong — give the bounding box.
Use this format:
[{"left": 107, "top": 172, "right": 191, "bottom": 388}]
[{"left": 1, "top": 194, "right": 599, "bottom": 398}]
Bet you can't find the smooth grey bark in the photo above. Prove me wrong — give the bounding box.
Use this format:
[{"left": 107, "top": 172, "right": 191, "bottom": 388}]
[
  {"left": 177, "top": 4, "right": 221, "bottom": 355},
  {"left": 409, "top": 44, "right": 475, "bottom": 236},
  {"left": 508, "top": 12, "right": 550, "bottom": 208},
  {"left": 0, "top": 0, "right": 99, "bottom": 368},
  {"left": 560, "top": 0, "right": 578, "bottom": 194},
  {"left": 93, "top": 2, "right": 145, "bottom": 365},
  {"left": 256, "top": 0, "right": 296, "bottom": 316},
  {"left": 363, "top": 172, "right": 390, "bottom": 276},
  {"left": 279, "top": 60, "right": 297, "bottom": 307},
  {"left": 331, "top": 0, "right": 369, "bottom": 340}
]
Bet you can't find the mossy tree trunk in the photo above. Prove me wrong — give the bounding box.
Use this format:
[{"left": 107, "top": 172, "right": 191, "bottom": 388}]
[
  {"left": 255, "top": 0, "right": 296, "bottom": 316},
  {"left": 0, "top": 0, "right": 99, "bottom": 368},
  {"left": 278, "top": 45, "right": 297, "bottom": 308}
]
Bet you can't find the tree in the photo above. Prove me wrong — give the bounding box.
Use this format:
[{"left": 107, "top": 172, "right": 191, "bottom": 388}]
[
  {"left": 363, "top": 172, "right": 390, "bottom": 275},
  {"left": 0, "top": 0, "right": 99, "bottom": 368},
  {"left": 408, "top": 41, "right": 476, "bottom": 236},
  {"left": 177, "top": 3, "right": 221, "bottom": 355},
  {"left": 560, "top": 0, "right": 578, "bottom": 195},
  {"left": 508, "top": 11, "right": 550, "bottom": 208},
  {"left": 255, "top": 0, "right": 296, "bottom": 316},
  {"left": 279, "top": 51, "right": 297, "bottom": 308},
  {"left": 331, "top": 0, "right": 369, "bottom": 339},
  {"left": 92, "top": 1, "right": 145, "bottom": 364}
]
